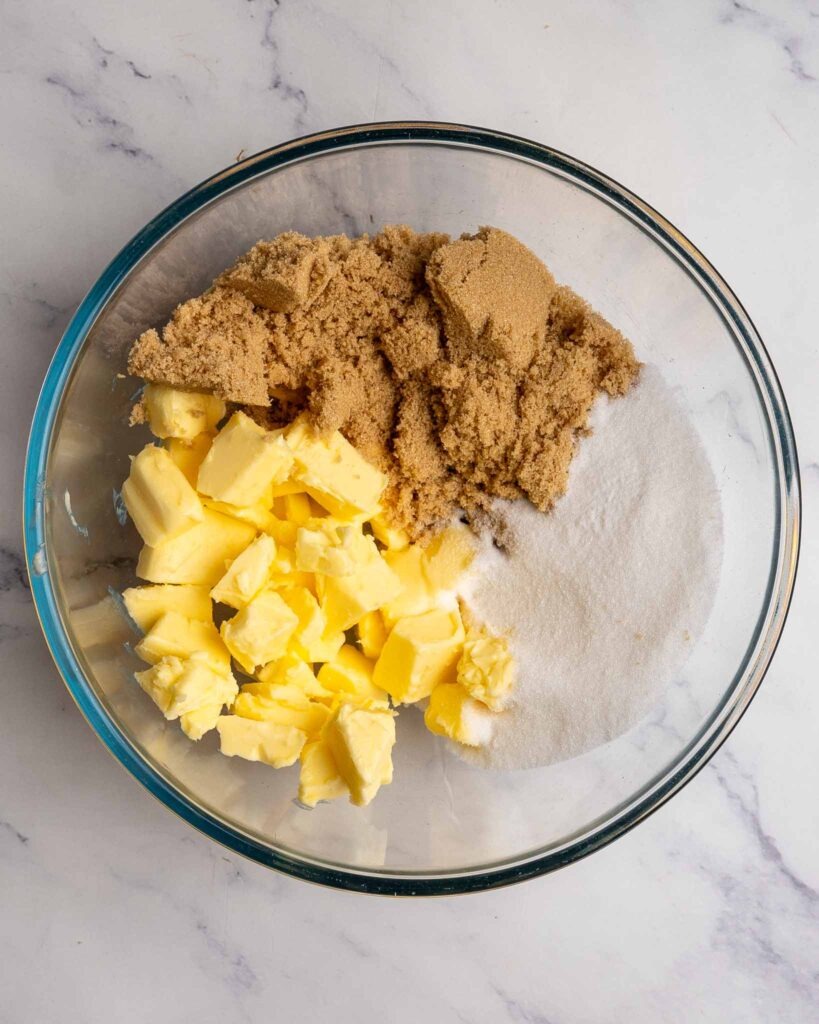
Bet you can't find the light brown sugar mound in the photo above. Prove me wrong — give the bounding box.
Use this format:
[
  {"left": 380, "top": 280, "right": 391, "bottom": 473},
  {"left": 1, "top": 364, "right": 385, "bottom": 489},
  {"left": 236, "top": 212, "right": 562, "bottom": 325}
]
[{"left": 128, "top": 225, "right": 640, "bottom": 537}]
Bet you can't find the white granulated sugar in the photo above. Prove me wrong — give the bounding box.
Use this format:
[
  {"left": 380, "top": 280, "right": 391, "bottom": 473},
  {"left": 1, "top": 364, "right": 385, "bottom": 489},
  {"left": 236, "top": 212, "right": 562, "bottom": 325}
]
[{"left": 459, "top": 365, "right": 723, "bottom": 770}]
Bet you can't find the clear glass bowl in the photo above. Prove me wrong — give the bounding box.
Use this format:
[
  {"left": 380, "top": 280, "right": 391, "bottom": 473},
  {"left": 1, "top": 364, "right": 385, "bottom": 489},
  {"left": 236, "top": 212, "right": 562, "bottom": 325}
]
[{"left": 23, "top": 122, "right": 800, "bottom": 895}]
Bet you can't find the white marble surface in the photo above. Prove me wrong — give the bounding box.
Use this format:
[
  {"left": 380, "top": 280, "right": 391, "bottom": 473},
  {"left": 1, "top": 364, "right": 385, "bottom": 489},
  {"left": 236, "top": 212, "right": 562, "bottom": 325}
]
[{"left": 2, "top": 1, "right": 818, "bottom": 1020}]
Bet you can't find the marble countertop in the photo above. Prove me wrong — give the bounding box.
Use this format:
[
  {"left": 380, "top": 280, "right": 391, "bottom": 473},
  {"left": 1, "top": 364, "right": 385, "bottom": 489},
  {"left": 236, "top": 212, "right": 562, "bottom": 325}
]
[{"left": 2, "top": 1, "right": 818, "bottom": 1020}]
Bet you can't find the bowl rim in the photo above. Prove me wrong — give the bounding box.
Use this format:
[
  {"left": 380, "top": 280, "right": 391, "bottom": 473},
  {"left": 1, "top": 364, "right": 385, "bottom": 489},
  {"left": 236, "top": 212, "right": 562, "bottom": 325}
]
[{"left": 23, "top": 120, "right": 801, "bottom": 896}]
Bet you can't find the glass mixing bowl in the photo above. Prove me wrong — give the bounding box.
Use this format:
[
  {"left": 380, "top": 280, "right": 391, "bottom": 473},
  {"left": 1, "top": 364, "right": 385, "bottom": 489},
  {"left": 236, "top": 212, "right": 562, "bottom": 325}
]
[{"left": 23, "top": 122, "right": 800, "bottom": 895}]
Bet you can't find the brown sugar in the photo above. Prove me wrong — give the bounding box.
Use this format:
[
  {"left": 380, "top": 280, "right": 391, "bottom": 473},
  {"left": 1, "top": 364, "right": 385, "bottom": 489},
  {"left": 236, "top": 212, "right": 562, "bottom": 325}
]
[{"left": 128, "top": 226, "right": 639, "bottom": 537}]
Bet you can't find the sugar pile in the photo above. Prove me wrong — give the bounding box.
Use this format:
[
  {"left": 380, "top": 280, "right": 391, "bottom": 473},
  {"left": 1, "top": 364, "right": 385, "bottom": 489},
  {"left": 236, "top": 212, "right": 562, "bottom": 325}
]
[{"left": 459, "top": 366, "right": 723, "bottom": 770}]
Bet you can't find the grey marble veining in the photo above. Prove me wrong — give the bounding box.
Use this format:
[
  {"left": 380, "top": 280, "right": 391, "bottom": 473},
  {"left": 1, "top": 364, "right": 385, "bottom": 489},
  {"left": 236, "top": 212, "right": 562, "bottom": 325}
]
[{"left": 2, "top": 0, "right": 818, "bottom": 1021}]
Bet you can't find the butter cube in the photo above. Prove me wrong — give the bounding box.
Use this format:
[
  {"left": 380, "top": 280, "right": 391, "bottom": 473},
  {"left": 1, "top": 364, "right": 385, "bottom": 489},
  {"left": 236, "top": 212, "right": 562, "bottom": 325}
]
[
  {"left": 295, "top": 523, "right": 356, "bottom": 577},
  {"left": 281, "top": 491, "right": 311, "bottom": 525},
  {"left": 422, "top": 522, "right": 476, "bottom": 591},
  {"left": 205, "top": 499, "right": 279, "bottom": 535},
  {"left": 137, "top": 508, "right": 257, "bottom": 586},
  {"left": 457, "top": 629, "right": 516, "bottom": 710},
  {"left": 211, "top": 533, "right": 277, "bottom": 609},
  {"left": 135, "top": 652, "right": 237, "bottom": 720},
  {"left": 217, "top": 716, "right": 306, "bottom": 768},
  {"left": 370, "top": 512, "right": 409, "bottom": 551},
  {"left": 144, "top": 384, "right": 225, "bottom": 440},
  {"left": 220, "top": 589, "right": 299, "bottom": 674},
  {"left": 298, "top": 740, "right": 347, "bottom": 807},
  {"left": 320, "top": 535, "right": 401, "bottom": 633},
  {"left": 325, "top": 703, "right": 396, "bottom": 806},
  {"left": 122, "top": 583, "right": 212, "bottom": 632},
  {"left": 233, "top": 683, "right": 331, "bottom": 738},
  {"left": 257, "top": 654, "right": 332, "bottom": 700},
  {"left": 357, "top": 610, "right": 388, "bottom": 660},
  {"left": 424, "top": 683, "right": 494, "bottom": 747},
  {"left": 180, "top": 703, "right": 225, "bottom": 741},
  {"left": 277, "top": 587, "right": 329, "bottom": 662},
  {"left": 373, "top": 608, "right": 465, "bottom": 704},
  {"left": 317, "top": 646, "right": 389, "bottom": 705},
  {"left": 134, "top": 611, "right": 231, "bottom": 671},
  {"left": 380, "top": 545, "right": 436, "bottom": 627},
  {"left": 305, "top": 629, "right": 346, "bottom": 665},
  {"left": 285, "top": 418, "right": 386, "bottom": 519},
  {"left": 198, "top": 411, "right": 293, "bottom": 506},
  {"left": 166, "top": 432, "right": 214, "bottom": 486},
  {"left": 122, "top": 443, "right": 204, "bottom": 547}
]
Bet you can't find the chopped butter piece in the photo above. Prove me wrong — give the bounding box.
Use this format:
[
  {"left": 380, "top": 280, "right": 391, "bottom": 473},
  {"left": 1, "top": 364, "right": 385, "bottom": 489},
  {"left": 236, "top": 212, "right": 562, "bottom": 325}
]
[
  {"left": 220, "top": 589, "right": 299, "bottom": 674},
  {"left": 166, "top": 432, "right": 214, "bottom": 486},
  {"left": 123, "top": 584, "right": 212, "bottom": 632},
  {"left": 298, "top": 740, "right": 347, "bottom": 807},
  {"left": 257, "top": 654, "right": 332, "bottom": 700},
  {"left": 370, "top": 512, "right": 409, "bottom": 551},
  {"left": 295, "top": 522, "right": 357, "bottom": 577},
  {"left": 457, "top": 629, "right": 515, "bottom": 710},
  {"left": 325, "top": 703, "right": 396, "bottom": 806},
  {"left": 277, "top": 587, "right": 328, "bottom": 662},
  {"left": 144, "top": 384, "right": 225, "bottom": 440},
  {"left": 197, "top": 411, "right": 293, "bottom": 506},
  {"left": 380, "top": 545, "right": 436, "bottom": 627},
  {"left": 217, "top": 716, "right": 306, "bottom": 768},
  {"left": 135, "top": 652, "right": 237, "bottom": 720},
  {"left": 424, "top": 683, "right": 495, "bottom": 747},
  {"left": 285, "top": 418, "right": 386, "bottom": 519},
  {"left": 319, "top": 535, "right": 401, "bottom": 633},
  {"left": 357, "top": 610, "right": 388, "bottom": 660},
  {"left": 373, "top": 608, "right": 465, "bottom": 704},
  {"left": 134, "top": 611, "right": 231, "bottom": 671},
  {"left": 317, "top": 645, "right": 389, "bottom": 705},
  {"left": 233, "top": 685, "right": 331, "bottom": 738},
  {"left": 122, "top": 443, "right": 204, "bottom": 547},
  {"left": 422, "top": 522, "right": 476, "bottom": 591},
  {"left": 180, "top": 703, "right": 225, "bottom": 741},
  {"left": 137, "top": 508, "right": 256, "bottom": 586},
  {"left": 281, "top": 491, "right": 311, "bottom": 525},
  {"left": 205, "top": 499, "right": 279, "bottom": 535},
  {"left": 211, "top": 533, "right": 277, "bottom": 609}
]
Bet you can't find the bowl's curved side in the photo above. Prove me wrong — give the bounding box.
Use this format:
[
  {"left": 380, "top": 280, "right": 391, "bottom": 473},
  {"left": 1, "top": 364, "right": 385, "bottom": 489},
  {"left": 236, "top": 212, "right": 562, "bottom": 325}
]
[{"left": 23, "top": 121, "right": 800, "bottom": 896}]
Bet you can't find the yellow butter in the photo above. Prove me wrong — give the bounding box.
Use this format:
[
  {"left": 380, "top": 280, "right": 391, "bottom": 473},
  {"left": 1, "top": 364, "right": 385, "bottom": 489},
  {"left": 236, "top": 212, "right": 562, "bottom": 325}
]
[
  {"left": 134, "top": 611, "right": 231, "bottom": 671},
  {"left": 422, "top": 522, "right": 476, "bottom": 591},
  {"left": 205, "top": 498, "right": 279, "bottom": 535},
  {"left": 257, "top": 654, "right": 332, "bottom": 700},
  {"left": 144, "top": 384, "right": 225, "bottom": 440},
  {"left": 122, "top": 443, "right": 204, "bottom": 547},
  {"left": 373, "top": 607, "right": 465, "bottom": 704},
  {"left": 325, "top": 703, "right": 396, "bottom": 807},
  {"left": 317, "top": 645, "right": 389, "bottom": 706},
  {"left": 220, "top": 589, "right": 299, "bottom": 674},
  {"left": 298, "top": 740, "right": 348, "bottom": 807},
  {"left": 457, "top": 628, "right": 515, "bottom": 710},
  {"left": 233, "top": 687, "right": 331, "bottom": 738},
  {"left": 424, "top": 683, "right": 495, "bottom": 747},
  {"left": 281, "top": 491, "right": 311, "bottom": 525},
  {"left": 122, "top": 583, "right": 212, "bottom": 632},
  {"left": 135, "top": 652, "right": 237, "bottom": 720},
  {"left": 166, "top": 433, "right": 214, "bottom": 486},
  {"left": 216, "top": 716, "right": 306, "bottom": 768},
  {"left": 380, "top": 545, "right": 436, "bottom": 627},
  {"left": 137, "top": 508, "right": 257, "bottom": 586},
  {"left": 180, "top": 703, "right": 225, "bottom": 741},
  {"left": 319, "top": 535, "right": 401, "bottom": 633},
  {"left": 357, "top": 610, "right": 388, "bottom": 660},
  {"left": 295, "top": 523, "right": 357, "bottom": 577},
  {"left": 277, "top": 586, "right": 328, "bottom": 662},
  {"left": 211, "top": 533, "right": 277, "bottom": 609},
  {"left": 370, "top": 512, "right": 409, "bottom": 551},
  {"left": 285, "top": 418, "right": 386, "bottom": 519},
  {"left": 197, "top": 411, "right": 294, "bottom": 506}
]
